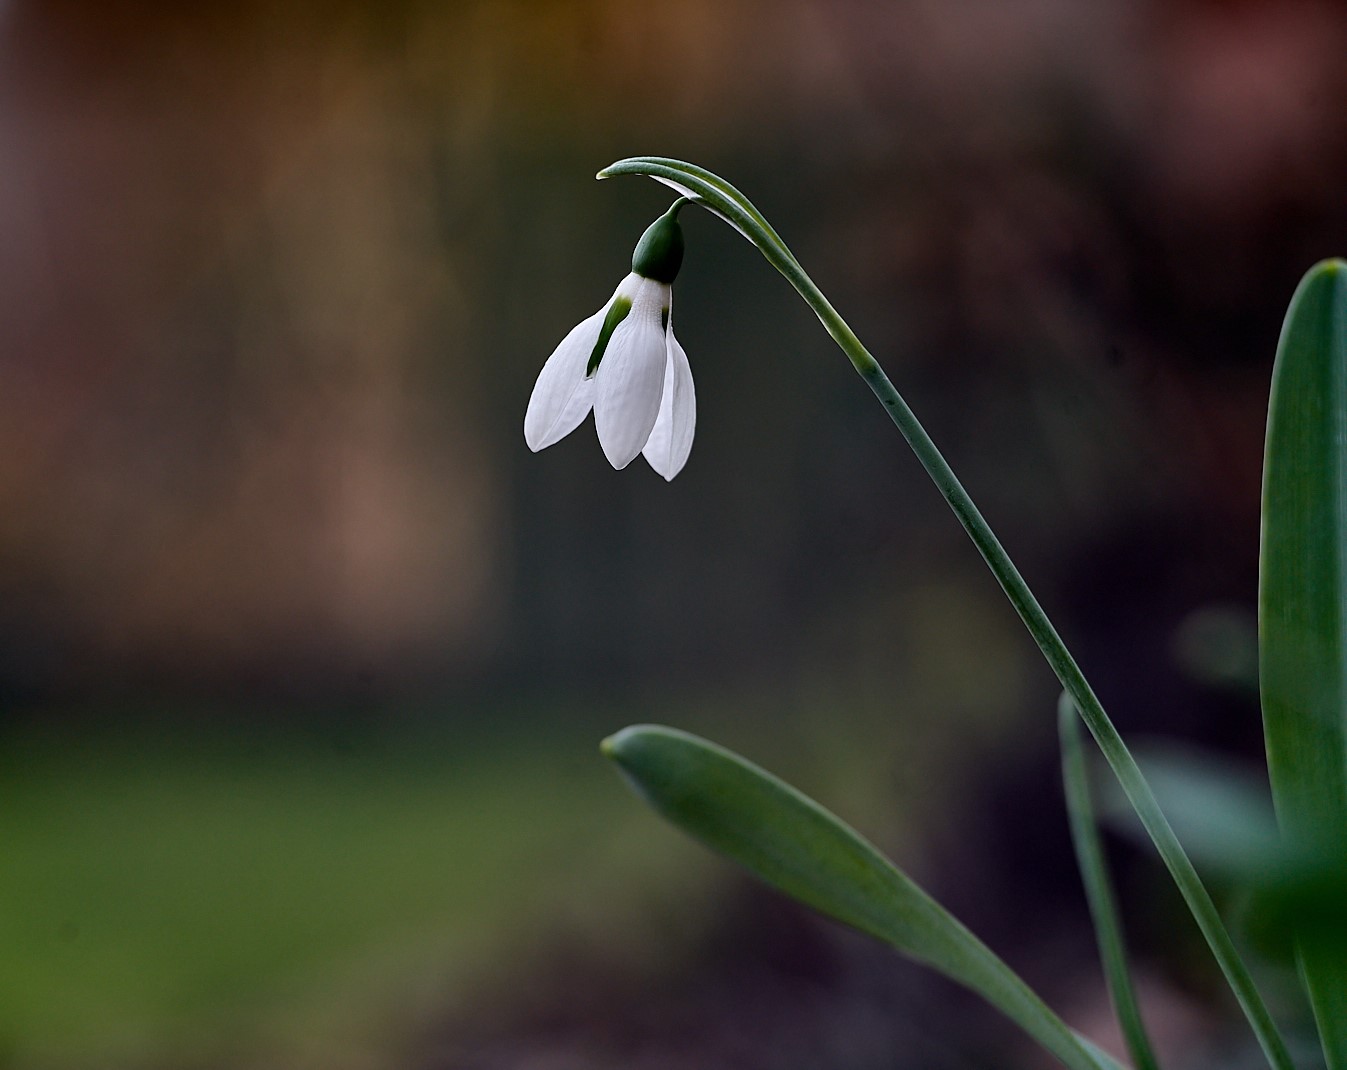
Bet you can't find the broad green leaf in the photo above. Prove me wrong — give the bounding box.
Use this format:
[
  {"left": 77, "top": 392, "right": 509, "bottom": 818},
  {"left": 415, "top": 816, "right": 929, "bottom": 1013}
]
[
  {"left": 1260, "top": 256, "right": 1347, "bottom": 1066},
  {"left": 602, "top": 724, "right": 1117, "bottom": 1070},
  {"left": 1059, "top": 696, "right": 1159, "bottom": 1070}
]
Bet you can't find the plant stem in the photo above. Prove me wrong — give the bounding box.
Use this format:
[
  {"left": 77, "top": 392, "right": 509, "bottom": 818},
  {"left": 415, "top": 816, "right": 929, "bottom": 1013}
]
[
  {"left": 782, "top": 260, "right": 1295, "bottom": 1070},
  {"left": 601, "top": 157, "right": 1294, "bottom": 1069},
  {"left": 1060, "top": 693, "right": 1162, "bottom": 1070}
]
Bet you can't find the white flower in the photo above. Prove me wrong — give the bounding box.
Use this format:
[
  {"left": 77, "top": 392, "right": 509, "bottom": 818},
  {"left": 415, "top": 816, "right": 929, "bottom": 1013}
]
[{"left": 523, "top": 205, "right": 696, "bottom": 480}]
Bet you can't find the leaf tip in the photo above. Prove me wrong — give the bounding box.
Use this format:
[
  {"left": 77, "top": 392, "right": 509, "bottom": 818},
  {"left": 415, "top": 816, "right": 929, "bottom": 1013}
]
[
  {"left": 1306, "top": 257, "right": 1345, "bottom": 281},
  {"left": 597, "top": 157, "right": 641, "bottom": 181},
  {"left": 599, "top": 723, "right": 663, "bottom": 766}
]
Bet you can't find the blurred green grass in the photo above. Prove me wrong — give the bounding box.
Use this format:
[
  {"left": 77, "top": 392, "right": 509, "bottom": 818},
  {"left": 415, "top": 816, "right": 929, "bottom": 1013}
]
[
  {"left": 0, "top": 715, "right": 721, "bottom": 1069},
  {"left": 0, "top": 651, "right": 1022, "bottom": 1069}
]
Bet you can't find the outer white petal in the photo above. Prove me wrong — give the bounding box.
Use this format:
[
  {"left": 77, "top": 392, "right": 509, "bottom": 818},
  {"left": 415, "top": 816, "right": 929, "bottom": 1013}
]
[
  {"left": 642, "top": 327, "right": 695, "bottom": 481},
  {"left": 523, "top": 305, "right": 606, "bottom": 451},
  {"left": 594, "top": 277, "right": 670, "bottom": 469}
]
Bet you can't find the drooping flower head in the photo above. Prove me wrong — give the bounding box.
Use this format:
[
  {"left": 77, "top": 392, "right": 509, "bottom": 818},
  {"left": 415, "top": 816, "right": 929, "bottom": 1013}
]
[{"left": 524, "top": 200, "right": 696, "bottom": 480}]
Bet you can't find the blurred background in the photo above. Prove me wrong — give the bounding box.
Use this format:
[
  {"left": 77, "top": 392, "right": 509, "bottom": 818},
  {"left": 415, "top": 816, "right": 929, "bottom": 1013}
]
[{"left": 3, "top": 0, "right": 1347, "bottom": 1066}]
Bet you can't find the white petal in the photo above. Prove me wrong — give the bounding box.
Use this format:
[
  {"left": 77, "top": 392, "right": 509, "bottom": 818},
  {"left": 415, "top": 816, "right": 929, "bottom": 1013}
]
[
  {"left": 594, "top": 277, "right": 670, "bottom": 469},
  {"left": 523, "top": 305, "right": 606, "bottom": 451},
  {"left": 642, "top": 328, "right": 695, "bottom": 480}
]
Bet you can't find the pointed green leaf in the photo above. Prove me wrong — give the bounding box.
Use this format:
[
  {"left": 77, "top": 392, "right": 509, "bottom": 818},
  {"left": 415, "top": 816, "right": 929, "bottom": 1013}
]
[
  {"left": 1260, "top": 257, "right": 1347, "bottom": 1066},
  {"left": 1059, "top": 695, "right": 1160, "bottom": 1070},
  {"left": 602, "top": 725, "right": 1117, "bottom": 1070}
]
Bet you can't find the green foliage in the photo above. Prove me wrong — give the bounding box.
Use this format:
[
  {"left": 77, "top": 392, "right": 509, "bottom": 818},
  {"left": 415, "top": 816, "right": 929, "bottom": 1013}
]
[
  {"left": 591, "top": 162, "right": 1347, "bottom": 1070},
  {"left": 596, "top": 169, "right": 1288, "bottom": 1070},
  {"left": 603, "top": 725, "right": 1120, "bottom": 1070},
  {"left": 0, "top": 724, "right": 689, "bottom": 1068},
  {"left": 1059, "top": 696, "right": 1159, "bottom": 1070},
  {"left": 1260, "top": 258, "right": 1347, "bottom": 1066}
]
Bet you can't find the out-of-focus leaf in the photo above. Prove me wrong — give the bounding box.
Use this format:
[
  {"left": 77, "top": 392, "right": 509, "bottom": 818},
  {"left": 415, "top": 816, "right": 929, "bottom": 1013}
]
[
  {"left": 1171, "top": 605, "right": 1260, "bottom": 692},
  {"left": 1059, "top": 696, "right": 1159, "bottom": 1070},
  {"left": 1260, "top": 258, "right": 1347, "bottom": 1067},
  {"left": 602, "top": 724, "right": 1116, "bottom": 1070},
  {"left": 1098, "top": 746, "right": 1282, "bottom": 872},
  {"left": 1098, "top": 744, "right": 1347, "bottom": 966}
]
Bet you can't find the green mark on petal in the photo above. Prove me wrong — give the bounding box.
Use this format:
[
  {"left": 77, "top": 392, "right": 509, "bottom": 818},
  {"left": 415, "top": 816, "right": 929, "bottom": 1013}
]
[{"left": 587, "top": 296, "right": 632, "bottom": 377}]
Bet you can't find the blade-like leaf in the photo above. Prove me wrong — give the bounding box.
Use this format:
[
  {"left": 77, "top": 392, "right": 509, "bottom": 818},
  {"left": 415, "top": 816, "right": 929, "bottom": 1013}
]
[
  {"left": 602, "top": 724, "right": 1117, "bottom": 1070},
  {"left": 1260, "top": 257, "right": 1347, "bottom": 1066},
  {"left": 1060, "top": 695, "right": 1160, "bottom": 1070}
]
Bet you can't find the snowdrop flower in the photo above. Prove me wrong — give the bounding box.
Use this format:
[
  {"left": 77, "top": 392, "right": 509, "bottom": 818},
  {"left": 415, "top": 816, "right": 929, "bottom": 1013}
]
[{"left": 524, "top": 201, "right": 696, "bottom": 480}]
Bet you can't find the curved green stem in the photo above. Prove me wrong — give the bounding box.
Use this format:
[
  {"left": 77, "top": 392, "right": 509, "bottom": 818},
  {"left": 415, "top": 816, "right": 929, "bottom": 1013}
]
[
  {"left": 599, "top": 157, "right": 1295, "bottom": 1070},
  {"left": 1060, "top": 693, "right": 1161, "bottom": 1070},
  {"left": 790, "top": 267, "right": 1292, "bottom": 1070}
]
